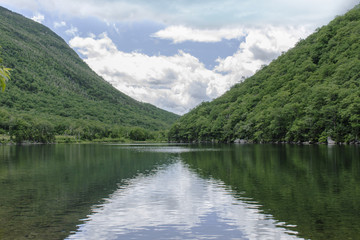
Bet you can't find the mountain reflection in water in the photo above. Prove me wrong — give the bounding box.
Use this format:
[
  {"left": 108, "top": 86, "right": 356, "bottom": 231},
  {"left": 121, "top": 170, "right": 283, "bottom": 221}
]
[
  {"left": 67, "top": 157, "right": 299, "bottom": 240},
  {"left": 2, "top": 144, "right": 357, "bottom": 239}
]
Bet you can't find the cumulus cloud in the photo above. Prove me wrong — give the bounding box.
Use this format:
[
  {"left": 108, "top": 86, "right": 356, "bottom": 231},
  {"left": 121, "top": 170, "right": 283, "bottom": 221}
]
[
  {"left": 65, "top": 25, "right": 78, "bottom": 36},
  {"left": 70, "top": 26, "right": 308, "bottom": 114},
  {"left": 70, "top": 33, "right": 225, "bottom": 114},
  {"left": 54, "top": 21, "right": 66, "bottom": 28},
  {"left": 3, "top": 0, "right": 358, "bottom": 28},
  {"left": 152, "top": 26, "right": 245, "bottom": 43},
  {"left": 31, "top": 13, "right": 44, "bottom": 23},
  {"left": 215, "top": 26, "right": 311, "bottom": 81}
]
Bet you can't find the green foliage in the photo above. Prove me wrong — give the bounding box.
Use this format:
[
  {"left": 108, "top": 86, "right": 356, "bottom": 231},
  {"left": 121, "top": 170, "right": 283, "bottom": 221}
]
[
  {"left": 129, "top": 127, "right": 153, "bottom": 141},
  {"left": 0, "top": 49, "right": 11, "bottom": 92},
  {"left": 0, "top": 66, "right": 11, "bottom": 92},
  {"left": 0, "top": 108, "right": 162, "bottom": 143},
  {"left": 10, "top": 118, "right": 55, "bottom": 143},
  {"left": 0, "top": 6, "right": 179, "bottom": 143},
  {"left": 169, "top": 5, "right": 360, "bottom": 144}
]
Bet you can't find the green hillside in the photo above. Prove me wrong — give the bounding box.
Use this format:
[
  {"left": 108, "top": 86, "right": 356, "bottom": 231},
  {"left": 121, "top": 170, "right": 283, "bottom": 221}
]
[
  {"left": 169, "top": 5, "right": 360, "bottom": 144},
  {"left": 0, "top": 6, "right": 178, "bottom": 142}
]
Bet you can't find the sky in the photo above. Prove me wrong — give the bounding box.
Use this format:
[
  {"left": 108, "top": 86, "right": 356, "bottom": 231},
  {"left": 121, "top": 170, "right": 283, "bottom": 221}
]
[{"left": 0, "top": 0, "right": 358, "bottom": 115}]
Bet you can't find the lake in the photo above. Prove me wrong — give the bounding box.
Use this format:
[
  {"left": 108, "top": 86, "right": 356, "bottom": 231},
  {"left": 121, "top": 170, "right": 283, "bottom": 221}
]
[{"left": 0, "top": 143, "right": 359, "bottom": 239}]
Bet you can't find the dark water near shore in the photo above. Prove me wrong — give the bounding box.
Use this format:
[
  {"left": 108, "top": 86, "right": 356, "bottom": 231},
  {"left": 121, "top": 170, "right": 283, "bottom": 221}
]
[{"left": 0, "top": 144, "right": 359, "bottom": 239}]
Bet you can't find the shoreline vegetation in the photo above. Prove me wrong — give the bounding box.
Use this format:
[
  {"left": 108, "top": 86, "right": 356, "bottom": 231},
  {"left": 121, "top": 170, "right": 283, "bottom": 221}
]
[
  {"left": 0, "top": 136, "right": 168, "bottom": 145},
  {"left": 1, "top": 133, "right": 359, "bottom": 145},
  {"left": 169, "top": 138, "right": 360, "bottom": 145},
  {"left": 0, "top": 125, "right": 170, "bottom": 145}
]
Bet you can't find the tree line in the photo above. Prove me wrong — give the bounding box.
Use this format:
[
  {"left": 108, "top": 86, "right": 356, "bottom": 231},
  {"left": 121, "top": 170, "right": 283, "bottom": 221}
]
[{"left": 0, "top": 108, "right": 167, "bottom": 143}]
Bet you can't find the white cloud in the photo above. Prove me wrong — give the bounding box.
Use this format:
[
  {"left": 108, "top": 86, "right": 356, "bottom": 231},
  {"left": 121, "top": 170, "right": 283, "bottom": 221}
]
[
  {"left": 215, "top": 26, "right": 311, "bottom": 80},
  {"left": 65, "top": 25, "right": 78, "bottom": 36},
  {"left": 31, "top": 13, "right": 44, "bottom": 23},
  {"left": 54, "top": 21, "right": 66, "bottom": 28},
  {"left": 2, "top": 0, "right": 358, "bottom": 28},
  {"left": 70, "top": 33, "right": 226, "bottom": 114},
  {"left": 70, "top": 26, "right": 308, "bottom": 114},
  {"left": 70, "top": 33, "right": 117, "bottom": 58},
  {"left": 152, "top": 26, "right": 245, "bottom": 43}
]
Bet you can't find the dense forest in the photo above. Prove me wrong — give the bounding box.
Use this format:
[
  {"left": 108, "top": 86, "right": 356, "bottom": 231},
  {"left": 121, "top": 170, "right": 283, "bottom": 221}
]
[
  {"left": 0, "top": 6, "right": 178, "bottom": 143},
  {"left": 169, "top": 5, "right": 360, "bottom": 144}
]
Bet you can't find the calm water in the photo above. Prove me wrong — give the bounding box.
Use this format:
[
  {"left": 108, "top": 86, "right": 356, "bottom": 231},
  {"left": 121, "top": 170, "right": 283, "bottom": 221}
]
[{"left": 0, "top": 144, "right": 359, "bottom": 239}]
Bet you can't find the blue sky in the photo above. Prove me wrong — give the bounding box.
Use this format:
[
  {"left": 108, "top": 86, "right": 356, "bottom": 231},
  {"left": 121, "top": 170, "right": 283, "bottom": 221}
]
[{"left": 1, "top": 0, "right": 358, "bottom": 114}]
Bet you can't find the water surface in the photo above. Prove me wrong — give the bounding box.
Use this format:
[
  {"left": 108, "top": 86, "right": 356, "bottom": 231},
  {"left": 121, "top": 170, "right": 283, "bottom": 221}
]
[{"left": 0, "top": 144, "right": 359, "bottom": 239}]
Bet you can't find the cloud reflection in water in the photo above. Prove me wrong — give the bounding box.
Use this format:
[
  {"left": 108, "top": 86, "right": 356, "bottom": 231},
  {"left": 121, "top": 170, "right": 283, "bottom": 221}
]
[{"left": 67, "top": 157, "right": 301, "bottom": 240}]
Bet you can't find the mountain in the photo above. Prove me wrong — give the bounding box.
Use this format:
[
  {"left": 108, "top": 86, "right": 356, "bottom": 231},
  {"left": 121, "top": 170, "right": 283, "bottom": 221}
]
[
  {"left": 168, "top": 5, "right": 360, "bottom": 144},
  {"left": 0, "top": 6, "right": 178, "bottom": 142}
]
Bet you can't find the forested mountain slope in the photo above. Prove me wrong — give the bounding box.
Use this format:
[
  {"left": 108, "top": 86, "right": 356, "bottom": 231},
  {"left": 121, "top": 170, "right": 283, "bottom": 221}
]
[
  {"left": 0, "top": 6, "right": 178, "bottom": 141},
  {"left": 169, "top": 5, "right": 360, "bottom": 144}
]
